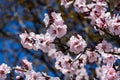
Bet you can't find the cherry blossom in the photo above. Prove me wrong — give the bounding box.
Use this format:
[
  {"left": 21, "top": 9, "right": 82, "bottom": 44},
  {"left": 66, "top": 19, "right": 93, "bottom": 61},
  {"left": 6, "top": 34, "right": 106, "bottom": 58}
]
[
  {"left": 96, "top": 65, "right": 120, "bottom": 80},
  {"left": 44, "top": 12, "right": 64, "bottom": 27},
  {"left": 96, "top": 40, "right": 113, "bottom": 53},
  {"left": 60, "top": 0, "right": 73, "bottom": 8},
  {"left": 47, "top": 24, "right": 67, "bottom": 38},
  {"left": 19, "top": 31, "right": 36, "bottom": 50},
  {"left": 108, "top": 15, "right": 120, "bottom": 36},
  {"left": 35, "top": 33, "right": 54, "bottom": 52},
  {"left": 95, "top": 12, "right": 111, "bottom": 29},
  {"left": 14, "top": 59, "right": 61, "bottom": 80},
  {"left": 48, "top": 49, "right": 63, "bottom": 59},
  {"left": 72, "top": 54, "right": 87, "bottom": 69},
  {"left": 67, "top": 34, "right": 87, "bottom": 54},
  {"left": 0, "top": 63, "right": 10, "bottom": 79},
  {"left": 88, "top": 5, "right": 107, "bottom": 24},
  {"left": 86, "top": 50, "right": 99, "bottom": 63},
  {"left": 25, "top": 71, "right": 46, "bottom": 80},
  {"left": 102, "top": 54, "right": 116, "bottom": 66},
  {"left": 75, "top": 68, "right": 89, "bottom": 80},
  {"left": 74, "top": 0, "right": 89, "bottom": 13},
  {"left": 55, "top": 54, "right": 74, "bottom": 74},
  {"left": 105, "top": 67, "right": 117, "bottom": 80},
  {"left": 51, "top": 12, "right": 64, "bottom": 25},
  {"left": 21, "top": 59, "right": 33, "bottom": 71}
]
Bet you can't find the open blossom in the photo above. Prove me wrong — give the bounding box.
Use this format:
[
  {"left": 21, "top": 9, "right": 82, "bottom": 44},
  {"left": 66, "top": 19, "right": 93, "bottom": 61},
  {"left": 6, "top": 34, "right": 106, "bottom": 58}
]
[
  {"left": 48, "top": 49, "right": 63, "bottom": 59},
  {"left": 88, "top": 5, "right": 107, "bottom": 24},
  {"left": 67, "top": 34, "right": 87, "bottom": 54},
  {"left": 96, "top": 40, "right": 113, "bottom": 52},
  {"left": 93, "top": 0, "right": 107, "bottom": 6},
  {"left": 0, "top": 63, "right": 10, "bottom": 79},
  {"left": 19, "top": 31, "right": 55, "bottom": 52},
  {"left": 105, "top": 67, "right": 117, "bottom": 80},
  {"left": 25, "top": 71, "right": 46, "bottom": 80},
  {"left": 61, "top": 0, "right": 73, "bottom": 8},
  {"left": 108, "top": 15, "right": 120, "bottom": 35},
  {"left": 96, "top": 66, "right": 117, "bottom": 80},
  {"left": 25, "top": 71, "right": 60, "bottom": 80},
  {"left": 47, "top": 24, "right": 67, "bottom": 38},
  {"left": 19, "top": 31, "right": 35, "bottom": 50},
  {"left": 36, "top": 33, "right": 55, "bottom": 53},
  {"left": 75, "top": 68, "right": 89, "bottom": 80},
  {"left": 51, "top": 12, "right": 64, "bottom": 25},
  {"left": 74, "top": 0, "right": 89, "bottom": 13},
  {"left": 55, "top": 54, "right": 74, "bottom": 74},
  {"left": 101, "top": 53, "right": 116, "bottom": 66},
  {"left": 44, "top": 12, "right": 64, "bottom": 27},
  {"left": 19, "top": 31, "right": 41, "bottom": 50},
  {"left": 72, "top": 54, "right": 87, "bottom": 69},
  {"left": 21, "top": 59, "right": 33, "bottom": 71},
  {"left": 95, "top": 12, "right": 111, "bottom": 29},
  {"left": 14, "top": 59, "right": 61, "bottom": 80},
  {"left": 86, "top": 50, "right": 99, "bottom": 63},
  {"left": 96, "top": 66, "right": 109, "bottom": 80},
  {"left": 96, "top": 66, "right": 103, "bottom": 78}
]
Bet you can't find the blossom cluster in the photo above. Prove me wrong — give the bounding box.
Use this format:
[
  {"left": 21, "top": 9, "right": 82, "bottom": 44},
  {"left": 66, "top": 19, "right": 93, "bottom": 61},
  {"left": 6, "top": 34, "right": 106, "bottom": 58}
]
[
  {"left": 61, "top": 0, "right": 120, "bottom": 36},
  {"left": 19, "top": 12, "right": 67, "bottom": 53},
  {"left": 0, "top": 0, "right": 120, "bottom": 80},
  {"left": 18, "top": 10, "right": 120, "bottom": 79},
  {"left": 0, "top": 59, "right": 60, "bottom": 80}
]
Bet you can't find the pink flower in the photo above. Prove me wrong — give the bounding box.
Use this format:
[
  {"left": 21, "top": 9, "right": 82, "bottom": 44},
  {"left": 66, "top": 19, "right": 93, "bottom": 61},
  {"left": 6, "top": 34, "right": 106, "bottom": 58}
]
[
  {"left": 108, "top": 15, "right": 120, "bottom": 35},
  {"left": 44, "top": 12, "right": 64, "bottom": 27},
  {"left": 86, "top": 50, "right": 99, "bottom": 63},
  {"left": 106, "top": 68, "right": 117, "bottom": 80},
  {"left": 51, "top": 12, "right": 64, "bottom": 25},
  {"left": 25, "top": 71, "right": 46, "bottom": 80},
  {"left": 36, "top": 33, "right": 55, "bottom": 52},
  {"left": 21, "top": 59, "right": 32, "bottom": 71},
  {"left": 19, "top": 31, "right": 36, "bottom": 50},
  {"left": 95, "top": 67, "right": 103, "bottom": 78},
  {"left": 95, "top": 12, "right": 111, "bottom": 30},
  {"left": 48, "top": 49, "right": 63, "bottom": 59},
  {"left": 74, "top": 0, "right": 89, "bottom": 13},
  {"left": 47, "top": 24, "right": 67, "bottom": 38},
  {"left": 96, "top": 66, "right": 117, "bottom": 80},
  {"left": 93, "top": 0, "right": 107, "bottom": 6},
  {"left": 55, "top": 54, "right": 74, "bottom": 74},
  {"left": 67, "top": 34, "right": 87, "bottom": 54},
  {"left": 96, "top": 40, "right": 113, "bottom": 52},
  {"left": 72, "top": 54, "right": 87, "bottom": 68},
  {"left": 0, "top": 63, "right": 10, "bottom": 79},
  {"left": 75, "top": 68, "right": 89, "bottom": 80},
  {"left": 102, "top": 54, "right": 116, "bottom": 66},
  {"left": 61, "top": 0, "right": 73, "bottom": 8}
]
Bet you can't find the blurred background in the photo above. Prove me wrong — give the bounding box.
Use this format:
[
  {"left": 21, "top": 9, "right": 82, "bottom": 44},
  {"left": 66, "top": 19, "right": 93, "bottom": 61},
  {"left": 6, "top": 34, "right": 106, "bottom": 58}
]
[{"left": 0, "top": 0, "right": 120, "bottom": 80}]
